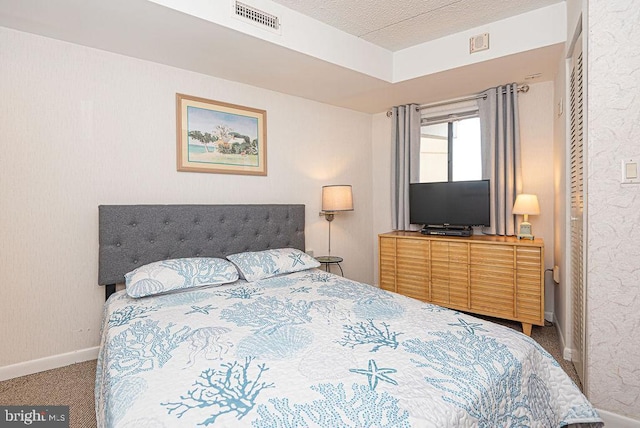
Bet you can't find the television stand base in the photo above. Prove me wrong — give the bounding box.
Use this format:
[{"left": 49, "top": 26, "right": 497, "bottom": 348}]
[{"left": 421, "top": 226, "right": 473, "bottom": 237}]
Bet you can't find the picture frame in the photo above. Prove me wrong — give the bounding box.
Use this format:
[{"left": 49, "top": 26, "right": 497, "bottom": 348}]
[{"left": 176, "top": 93, "right": 267, "bottom": 175}]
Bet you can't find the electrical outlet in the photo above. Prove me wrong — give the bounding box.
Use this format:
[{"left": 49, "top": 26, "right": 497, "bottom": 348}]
[{"left": 557, "top": 98, "right": 563, "bottom": 118}]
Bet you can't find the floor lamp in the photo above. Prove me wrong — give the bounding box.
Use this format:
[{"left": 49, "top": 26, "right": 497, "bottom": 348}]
[{"left": 320, "top": 185, "right": 353, "bottom": 257}]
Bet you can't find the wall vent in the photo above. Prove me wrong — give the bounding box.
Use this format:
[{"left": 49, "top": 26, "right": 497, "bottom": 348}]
[
  {"left": 234, "top": 1, "right": 280, "bottom": 31},
  {"left": 469, "top": 33, "right": 489, "bottom": 53}
]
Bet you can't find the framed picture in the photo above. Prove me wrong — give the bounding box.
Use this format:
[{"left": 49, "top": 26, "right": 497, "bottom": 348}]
[{"left": 176, "top": 93, "right": 267, "bottom": 175}]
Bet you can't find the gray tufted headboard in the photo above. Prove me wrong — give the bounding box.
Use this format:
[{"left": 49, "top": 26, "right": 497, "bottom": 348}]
[{"left": 98, "top": 204, "right": 305, "bottom": 298}]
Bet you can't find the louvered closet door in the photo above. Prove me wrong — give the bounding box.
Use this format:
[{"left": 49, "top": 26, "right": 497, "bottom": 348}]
[{"left": 569, "top": 33, "right": 585, "bottom": 385}]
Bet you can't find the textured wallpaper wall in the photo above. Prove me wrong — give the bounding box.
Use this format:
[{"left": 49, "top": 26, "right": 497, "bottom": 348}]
[
  {"left": 587, "top": 0, "right": 640, "bottom": 419},
  {"left": 0, "top": 27, "right": 373, "bottom": 367}
]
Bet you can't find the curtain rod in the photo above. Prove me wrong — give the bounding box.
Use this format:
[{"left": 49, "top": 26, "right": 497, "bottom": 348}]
[{"left": 386, "top": 84, "right": 529, "bottom": 117}]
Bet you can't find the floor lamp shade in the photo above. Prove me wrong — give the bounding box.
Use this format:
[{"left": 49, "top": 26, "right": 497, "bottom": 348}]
[
  {"left": 321, "top": 185, "right": 353, "bottom": 258},
  {"left": 322, "top": 185, "right": 354, "bottom": 213}
]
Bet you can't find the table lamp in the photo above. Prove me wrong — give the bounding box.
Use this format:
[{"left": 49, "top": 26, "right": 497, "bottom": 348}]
[
  {"left": 512, "top": 194, "right": 540, "bottom": 240},
  {"left": 320, "top": 185, "right": 353, "bottom": 256}
]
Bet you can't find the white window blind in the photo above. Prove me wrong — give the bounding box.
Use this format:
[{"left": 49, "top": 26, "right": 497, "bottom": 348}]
[{"left": 420, "top": 99, "right": 479, "bottom": 126}]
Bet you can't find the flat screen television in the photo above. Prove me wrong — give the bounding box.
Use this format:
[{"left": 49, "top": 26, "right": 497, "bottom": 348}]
[{"left": 409, "top": 179, "right": 490, "bottom": 227}]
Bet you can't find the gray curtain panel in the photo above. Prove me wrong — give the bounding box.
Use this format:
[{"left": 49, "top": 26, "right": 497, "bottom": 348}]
[
  {"left": 479, "top": 83, "right": 522, "bottom": 236},
  {"left": 391, "top": 104, "right": 421, "bottom": 231}
]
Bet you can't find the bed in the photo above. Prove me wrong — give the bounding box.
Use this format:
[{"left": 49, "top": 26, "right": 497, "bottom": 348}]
[{"left": 95, "top": 204, "right": 602, "bottom": 427}]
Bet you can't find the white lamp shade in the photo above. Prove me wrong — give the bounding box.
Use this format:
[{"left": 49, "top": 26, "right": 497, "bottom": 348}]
[
  {"left": 512, "top": 194, "right": 540, "bottom": 215},
  {"left": 322, "top": 185, "right": 354, "bottom": 212}
]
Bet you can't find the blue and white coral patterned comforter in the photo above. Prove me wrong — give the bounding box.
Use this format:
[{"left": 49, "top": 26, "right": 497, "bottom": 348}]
[{"left": 96, "top": 269, "right": 602, "bottom": 427}]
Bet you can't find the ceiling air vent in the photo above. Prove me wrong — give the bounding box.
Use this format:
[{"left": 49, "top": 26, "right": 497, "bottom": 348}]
[{"left": 234, "top": 1, "right": 280, "bottom": 31}]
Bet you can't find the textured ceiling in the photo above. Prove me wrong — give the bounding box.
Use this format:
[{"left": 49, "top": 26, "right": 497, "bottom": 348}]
[{"left": 272, "top": 0, "right": 563, "bottom": 51}]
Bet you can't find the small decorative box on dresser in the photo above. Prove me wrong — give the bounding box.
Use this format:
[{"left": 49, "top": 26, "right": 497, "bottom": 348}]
[{"left": 378, "top": 231, "right": 544, "bottom": 336}]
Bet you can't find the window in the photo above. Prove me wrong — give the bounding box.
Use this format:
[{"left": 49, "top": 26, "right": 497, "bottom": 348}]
[{"left": 419, "top": 117, "right": 482, "bottom": 183}]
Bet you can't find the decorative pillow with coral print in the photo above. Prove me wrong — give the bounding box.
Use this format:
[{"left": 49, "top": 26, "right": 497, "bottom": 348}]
[
  {"left": 227, "top": 248, "right": 320, "bottom": 282},
  {"left": 125, "top": 257, "right": 239, "bottom": 298}
]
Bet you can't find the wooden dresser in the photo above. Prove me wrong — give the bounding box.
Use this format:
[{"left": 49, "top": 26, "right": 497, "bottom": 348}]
[{"left": 378, "top": 231, "right": 544, "bottom": 336}]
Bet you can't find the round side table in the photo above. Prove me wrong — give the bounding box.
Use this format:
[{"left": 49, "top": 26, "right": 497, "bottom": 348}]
[{"left": 315, "top": 255, "right": 344, "bottom": 276}]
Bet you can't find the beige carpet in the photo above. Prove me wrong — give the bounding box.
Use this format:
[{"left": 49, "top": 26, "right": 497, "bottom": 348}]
[
  {"left": 0, "top": 359, "right": 97, "bottom": 428},
  {"left": 0, "top": 320, "right": 580, "bottom": 427}
]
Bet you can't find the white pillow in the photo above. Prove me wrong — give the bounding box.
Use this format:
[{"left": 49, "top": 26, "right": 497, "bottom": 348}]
[
  {"left": 227, "top": 248, "right": 320, "bottom": 282},
  {"left": 125, "top": 257, "right": 239, "bottom": 298}
]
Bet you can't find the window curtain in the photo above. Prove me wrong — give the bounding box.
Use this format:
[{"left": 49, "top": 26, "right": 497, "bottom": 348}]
[
  {"left": 478, "top": 83, "right": 522, "bottom": 236},
  {"left": 391, "top": 104, "right": 420, "bottom": 231}
]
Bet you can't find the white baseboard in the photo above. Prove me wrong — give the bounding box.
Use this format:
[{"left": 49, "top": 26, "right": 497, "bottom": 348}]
[
  {"left": 563, "top": 345, "right": 573, "bottom": 361},
  {"left": 0, "top": 347, "right": 99, "bottom": 382},
  {"left": 598, "top": 408, "right": 640, "bottom": 427},
  {"left": 545, "top": 311, "right": 554, "bottom": 322},
  {"left": 550, "top": 313, "right": 573, "bottom": 361}
]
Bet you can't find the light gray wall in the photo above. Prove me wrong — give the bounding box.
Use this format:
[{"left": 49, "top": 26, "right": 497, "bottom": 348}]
[
  {"left": 0, "top": 27, "right": 374, "bottom": 367},
  {"left": 518, "top": 81, "right": 556, "bottom": 319}
]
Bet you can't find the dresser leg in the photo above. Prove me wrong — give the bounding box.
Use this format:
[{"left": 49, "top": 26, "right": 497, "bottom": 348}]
[{"left": 521, "top": 323, "right": 532, "bottom": 336}]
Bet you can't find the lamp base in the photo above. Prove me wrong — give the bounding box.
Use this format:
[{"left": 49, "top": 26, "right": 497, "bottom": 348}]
[
  {"left": 517, "top": 222, "right": 534, "bottom": 240},
  {"left": 517, "top": 233, "right": 535, "bottom": 240},
  {"left": 320, "top": 211, "right": 335, "bottom": 222}
]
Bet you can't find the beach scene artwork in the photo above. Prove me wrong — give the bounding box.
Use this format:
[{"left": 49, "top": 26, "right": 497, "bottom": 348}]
[
  {"left": 177, "top": 94, "right": 267, "bottom": 175},
  {"left": 187, "top": 106, "right": 259, "bottom": 167}
]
